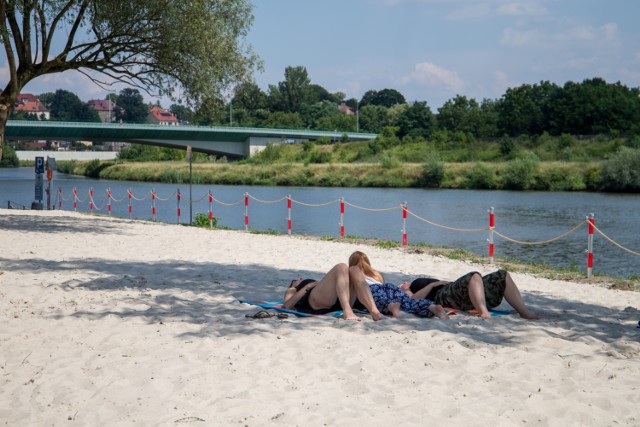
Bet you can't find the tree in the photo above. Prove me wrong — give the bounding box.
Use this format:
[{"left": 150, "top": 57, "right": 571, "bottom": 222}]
[
  {"left": 0, "top": 0, "right": 259, "bottom": 159},
  {"left": 232, "top": 81, "right": 267, "bottom": 112},
  {"left": 114, "top": 89, "right": 149, "bottom": 123},
  {"left": 279, "top": 66, "right": 311, "bottom": 113},
  {"left": 397, "top": 101, "right": 435, "bottom": 138},
  {"left": 41, "top": 89, "right": 100, "bottom": 121},
  {"left": 170, "top": 104, "right": 194, "bottom": 124},
  {"left": 360, "top": 89, "right": 406, "bottom": 108}
]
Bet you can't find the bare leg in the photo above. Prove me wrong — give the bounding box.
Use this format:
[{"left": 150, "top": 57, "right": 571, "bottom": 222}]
[
  {"left": 388, "top": 302, "right": 402, "bottom": 318},
  {"left": 428, "top": 304, "right": 450, "bottom": 320},
  {"left": 468, "top": 273, "right": 491, "bottom": 318},
  {"left": 503, "top": 273, "right": 539, "bottom": 320},
  {"left": 308, "top": 263, "right": 360, "bottom": 320},
  {"left": 348, "top": 266, "right": 386, "bottom": 321}
]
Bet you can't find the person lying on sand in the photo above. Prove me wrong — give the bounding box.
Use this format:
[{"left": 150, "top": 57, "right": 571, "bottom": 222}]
[
  {"left": 283, "top": 263, "right": 386, "bottom": 321},
  {"left": 399, "top": 270, "right": 540, "bottom": 320},
  {"left": 348, "top": 251, "right": 449, "bottom": 320}
]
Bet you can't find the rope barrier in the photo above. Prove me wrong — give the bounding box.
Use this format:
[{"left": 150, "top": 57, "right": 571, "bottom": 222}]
[
  {"left": 406, "top": 209, "right": 488, "bottom": 233},
  {"left": 492, "top": 221, "right": 586, "bottom": 245},
  {"left": 248, "top": 194, "right": 288, "bottom": 204},
  {"left": 592, "top": 223, "right": 640, "bottom": 257},
  {"left": 38, "top": 185, "right": 639, "bottom": 278}
]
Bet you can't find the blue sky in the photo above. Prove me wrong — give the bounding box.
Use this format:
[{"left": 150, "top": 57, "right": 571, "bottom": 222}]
[{"left": 4, "top": 0, "right": 640, "bottom": 110}]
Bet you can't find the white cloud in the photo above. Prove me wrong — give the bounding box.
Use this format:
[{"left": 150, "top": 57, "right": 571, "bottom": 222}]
[
  {"left": 497, "top": 1, "right": 548, "bottom": 16},
  {"left": 494, "top": 69, "right": 518, "bottom": 93},
  {"left": 445, "top": 3, "right": 492, "bottom": 21},
  {"left": 400, "top": 62, "right": 465, "bottom": 93},
  {"left": 501, "top": 22, "right": 619, "bottom": 48}
]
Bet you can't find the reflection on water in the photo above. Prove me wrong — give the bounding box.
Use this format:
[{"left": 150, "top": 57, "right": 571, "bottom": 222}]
[{"left": 2, "top": 167, "right": 639, "bottom": 278}]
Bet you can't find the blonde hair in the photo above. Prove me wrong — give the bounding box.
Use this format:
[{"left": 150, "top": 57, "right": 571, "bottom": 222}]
[{"left": 348, "top": 251, "right": 384, "bottom": 283}]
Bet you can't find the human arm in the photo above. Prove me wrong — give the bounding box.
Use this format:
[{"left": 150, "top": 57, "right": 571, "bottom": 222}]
[{"left": 282, "top": 281, "right": 316, "bottom": 309}]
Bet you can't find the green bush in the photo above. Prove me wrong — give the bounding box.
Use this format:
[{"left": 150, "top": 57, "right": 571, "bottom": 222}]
[
  {"left": 503, "top": 151, "right": 539, "bottom": 190},
  {"left": 464, "top": 163, "right": 496, "bottom": 189},
  {"left": 193, "top": 212, "right": 219, "bottom": 228},
  {"left": 0, "top": 145, "right": 19, "bottom": 167},
  {"left": 418, "top": 158, "right": 444, "bottom": 188},
  {"left": 600, "top": 147, "right": 640, "bottom": 192}
]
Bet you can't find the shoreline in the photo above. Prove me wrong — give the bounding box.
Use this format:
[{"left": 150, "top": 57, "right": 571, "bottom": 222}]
[{"left": 1, "top": 209, "right": 639, "bottom": 425}]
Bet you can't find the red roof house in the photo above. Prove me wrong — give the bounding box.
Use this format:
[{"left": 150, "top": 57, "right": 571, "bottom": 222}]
[
  {"left": 14, "top": 94, "right": 50, "bottom": 120},
  {"left": 147, "top": 105, "right": 178, "bottom": 126}
]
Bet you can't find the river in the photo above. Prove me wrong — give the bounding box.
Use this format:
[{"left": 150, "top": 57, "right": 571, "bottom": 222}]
[{"left": 1, "top": 167, "right": 639, "bottom": 279}]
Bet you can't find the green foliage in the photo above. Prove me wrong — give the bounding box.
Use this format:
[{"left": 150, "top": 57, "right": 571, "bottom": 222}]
[
  {"left": 600, "top": 147, "right": 640, "bottom": 192},
  {"left": 40, "top": 89, "right": 100, "bottom": 121},
  {"left": 503, "top": 151, "right": 540, "bottom": 190},
  {"left": 84, "top": 159, "right": 115, "bottom": 178},
  {"left": 464, "top": 163, "right": 497, "bottom": 189},
  {"left": 0, "top": 144, "right": 19, "bottom": 167},
  {"left": 418, "top": 158, "right": 444, "bottom": 188},
  {"left": 118, "top": 144, "right": 184, "bottom": 161},
  {"left": 193, "top": 212, "right": 219, "bottom": 228},
  {"left": 114, "top": 88, "right": 148, "bottom": 123}
]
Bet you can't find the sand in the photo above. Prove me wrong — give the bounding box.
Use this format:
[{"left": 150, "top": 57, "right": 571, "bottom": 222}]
[{"left": 1, "top": 209, "right": 639, "bottom": 426}]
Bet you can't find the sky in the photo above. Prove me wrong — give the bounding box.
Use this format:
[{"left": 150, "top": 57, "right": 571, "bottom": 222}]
[{"left": 3, "top": 0, "right": 640, "bottom": 110}]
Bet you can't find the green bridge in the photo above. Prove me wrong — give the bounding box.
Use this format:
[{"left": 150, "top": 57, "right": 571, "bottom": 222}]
[{"left": 5, "top": 120, "right": 378, "bottom": 159}]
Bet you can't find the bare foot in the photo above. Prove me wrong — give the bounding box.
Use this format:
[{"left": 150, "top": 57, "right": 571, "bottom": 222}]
[
  {"left": 343, "top": 313, "right": 362, "bottom": 321},
  {"left": 370, "top": 311, "right": 387, "bottom": 321},
  {"left": 387, "top": 302, "right": 402, "bottom": 318},
  {"left": 429, "top": 305, "right": 450, "bottom": 320},
  {"left": 520, "top": 311, "right": 541, "bottom": 320}
]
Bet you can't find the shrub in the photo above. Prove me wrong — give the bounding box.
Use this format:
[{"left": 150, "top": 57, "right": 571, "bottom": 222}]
[
  {"left": 464, "top": 163, "right": 496, "bottom": 189},
  {"left": 600, "top": 147, "right": 640, "bottom": 192},
  {"left": 193, "top": 212, "right": 219, "bottom": 228},
  {"left": 418, "top": 157, "right": 444, "bottom": 187},
  {"left": 0, "top": 145, "right": 19, "bottom": 167},
  {"left": 503, "top": 151, "right": 539, "bottom": 190}
]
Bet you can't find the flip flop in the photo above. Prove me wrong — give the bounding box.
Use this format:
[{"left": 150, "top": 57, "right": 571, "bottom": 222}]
[{"left": 245, "top": 310, "right": 274, "bottom": 319}]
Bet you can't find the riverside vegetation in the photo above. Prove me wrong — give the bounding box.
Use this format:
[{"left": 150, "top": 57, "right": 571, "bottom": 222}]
[{"left": 54, "top": 131, "right": 640, "bottom": 192}]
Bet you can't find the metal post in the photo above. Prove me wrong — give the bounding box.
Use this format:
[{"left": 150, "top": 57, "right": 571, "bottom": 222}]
[
  {"left": 488, "top": 207, "right": 495, "bottom": 264},
  {"left": 244, "top": 192, "right": 249, "bottom": 231},
  {"left": 587, "top": 213, "right": 595, "bottom": 279},
  {"left": 401, "top": 202, "right": 407, "bottom": 246},
  {"left": 287, "top": 195, "right": 292, "bottom": 236},
  {"left": 208, "top": 191, "right": 213, "bottom": 228},
  {"left": 340, "top": 198, "right": 345, "bottom": 237}
]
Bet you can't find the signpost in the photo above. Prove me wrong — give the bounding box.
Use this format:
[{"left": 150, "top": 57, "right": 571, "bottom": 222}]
[
  {"left": 187, "top": 145, "right": 193, "bottom": 224},
  {"left": 32, "top": 156, "right": 44, "bottom": 210}
]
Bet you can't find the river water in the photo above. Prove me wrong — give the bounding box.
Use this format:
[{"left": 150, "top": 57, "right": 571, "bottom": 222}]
[{"left": 1, "top": 167, "right": 639, "bottom": 278}]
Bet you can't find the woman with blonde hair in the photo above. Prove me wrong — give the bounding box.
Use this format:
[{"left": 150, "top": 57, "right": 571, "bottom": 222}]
[{"left": 348, "top": 251, "right": 448, "bottom": 319}]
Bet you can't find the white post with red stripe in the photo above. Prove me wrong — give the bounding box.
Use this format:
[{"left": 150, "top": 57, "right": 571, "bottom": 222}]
[
  {"left": 244, "top": 192, "right": 249, "bottom": 231},
  {"left": 177, "top": 189, "right": 181, "bottom": 224},
  {"left": 208, "top": 191, "right": 214, "bottom": 228},
  {"left": 73, "top": 188, "right": 77, "bottom": 211},
  {"left": 287, "top": 194, "right": 292, "bottom": 235},
  {"left": 128, "top": 189, "right": 133, "bottom": 220},
  {"left": 151, "top": 189, "right": 156, "bottom": 221},
  {"left": 89, "top": 188, "right": 94, "bottom": 212},
  {"left": 107, "top": 188, "right": 112, "bottom": 217},
  {"left": 340, "top": 198, "right": 345, "bottom": 237},
  {"left": 488, "top": 207, "right": 495, "bottom": 264},
  {"left": 402, "top": 202, "right": 408, "bottom": 246},
  {"left": 587, "top": 213, "right": 595, "bottom": 278}
]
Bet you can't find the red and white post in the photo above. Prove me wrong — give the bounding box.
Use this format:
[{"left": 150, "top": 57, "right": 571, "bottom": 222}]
[
  {"left": 177, "top": 189, "right": 181, "bottom": 224},
  {"left": 401, "top": 202, "right": 408, "bottom": 246},
  {"left": 587, "top": 213, "right": 595, "bottom": 279},
  {"left": 107, "top": 188, "right": 112, "bottom": 216},
  {"left": 488, "top": 207, "right": 495, "bottom": 264},
  {"left": 287, "top": 195, "right": 292, "bottom": 235},
  {"left": 73, "top": 188, "right": 77, "bottom": 211},
  {"left": 340, "top": 198, "right": 345, "bottom": 238},
  {"left": 128, "top": 189, "right": 133, "bottom": 220},
  {"left": 151, "top": 189, "right": 156, "bottom": 221},
  {"left": 244, "top": 192, "right": 249, "bottom": 231},
  {"left": 208, "top": 191, "right": 214, "bottom": 228},
  {"left": 57, "top": 188, "right": 62, "bottom": 209},
  {"left": 89, "top": 188, "right": 94, "bottom": 212}
]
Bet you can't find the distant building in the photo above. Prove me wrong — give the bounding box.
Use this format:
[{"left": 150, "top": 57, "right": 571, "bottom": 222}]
[
  {"left": 338, "top": 103, "right": 356, "bottom": 116},
  {"left": 88, "top": 99, "right": 119, "bottom": 123},
  {"left": 13, "top": 94, "right": 50, "bottom": 120},
  {"left": 147, "top": 105, "right": 178, "bottom": 126}
]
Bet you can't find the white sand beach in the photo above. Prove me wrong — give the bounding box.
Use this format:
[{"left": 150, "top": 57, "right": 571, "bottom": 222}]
[{"left": 1, "top": 209, "right": 639, "bottom": 426}]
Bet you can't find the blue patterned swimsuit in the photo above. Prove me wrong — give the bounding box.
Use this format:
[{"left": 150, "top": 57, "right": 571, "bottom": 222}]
[{"left": 369, "top": 282, "right": 436, "bottom": 318}]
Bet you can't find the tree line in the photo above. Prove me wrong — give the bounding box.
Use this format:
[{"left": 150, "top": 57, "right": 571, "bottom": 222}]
[{"left": 11, "top": 66, "right": 640, "bottom": 141}]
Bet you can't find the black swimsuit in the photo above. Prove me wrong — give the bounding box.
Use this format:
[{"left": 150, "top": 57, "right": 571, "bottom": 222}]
[{"left": 293, "top": 279, "right": 343, "bottom": 314}]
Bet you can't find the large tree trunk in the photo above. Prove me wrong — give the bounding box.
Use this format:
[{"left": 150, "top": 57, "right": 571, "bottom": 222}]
[{"left": 0, "top": 105, "right": 9, "bottom": 162}]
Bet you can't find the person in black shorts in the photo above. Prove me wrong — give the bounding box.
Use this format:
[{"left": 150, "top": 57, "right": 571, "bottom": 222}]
[
  {"left": 400, "top": 270, "right": 539, "bottom": 320},
  {"left": 282, "top": 263, "right": 385, "bottom": 321}
]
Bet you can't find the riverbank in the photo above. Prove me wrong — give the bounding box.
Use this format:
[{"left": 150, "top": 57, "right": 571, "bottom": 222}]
[
  {"left": 57, "top": 159, "right": 605, "bottom": 191},
  {"left": 1, "top": 209, "right": 639, "bottom": 425}
]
